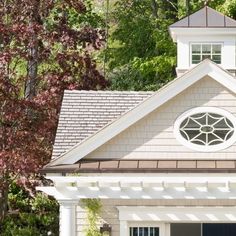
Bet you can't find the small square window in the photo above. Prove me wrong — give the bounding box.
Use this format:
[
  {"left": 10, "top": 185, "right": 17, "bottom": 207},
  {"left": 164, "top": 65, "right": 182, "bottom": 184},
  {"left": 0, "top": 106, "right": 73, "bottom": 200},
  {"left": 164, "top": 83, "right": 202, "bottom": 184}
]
[
  {"left": 212, "top": 44, "right": 221, "bottom": 54},
  {"left": 192, "top": 44, "right": 201, "bottom": 54},
  {"left": 191, "top": 43, "right": 222, "bottom": 65},
  {"left": 212, "top": 55, "right": 221, "bottom": 64},
  {"left": 129, "top": 227, "right": 159, "bottom": 236},
  {"left": 192, "top": 55, "right": 201, "bottom": 64},
  {"left": 202, "top": 44, "right": 211, "bottom": 54}
]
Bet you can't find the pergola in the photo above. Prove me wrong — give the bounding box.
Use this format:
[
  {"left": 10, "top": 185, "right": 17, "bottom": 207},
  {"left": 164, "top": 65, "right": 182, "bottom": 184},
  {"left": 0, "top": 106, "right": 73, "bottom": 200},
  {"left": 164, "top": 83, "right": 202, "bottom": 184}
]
[{"left": 38, "top": 174, "right": 236, "bottom": 236}]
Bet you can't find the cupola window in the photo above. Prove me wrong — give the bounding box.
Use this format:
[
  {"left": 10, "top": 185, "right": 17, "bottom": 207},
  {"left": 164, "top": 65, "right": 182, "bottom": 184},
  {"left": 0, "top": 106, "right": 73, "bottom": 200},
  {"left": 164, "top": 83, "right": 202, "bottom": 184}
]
[
  {"left": 174, "top": 107, "right": 236, "bottom": 152},
  {"left": 191, "top": 43, "right": 222, "bottom": 65}
]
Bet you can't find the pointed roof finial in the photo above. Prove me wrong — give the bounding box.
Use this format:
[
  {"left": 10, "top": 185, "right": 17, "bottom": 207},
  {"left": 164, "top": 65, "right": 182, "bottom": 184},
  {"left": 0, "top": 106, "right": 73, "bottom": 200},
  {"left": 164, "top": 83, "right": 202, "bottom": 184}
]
[{"left": 204, "top": 0, "right": 210, "bottom": 6}]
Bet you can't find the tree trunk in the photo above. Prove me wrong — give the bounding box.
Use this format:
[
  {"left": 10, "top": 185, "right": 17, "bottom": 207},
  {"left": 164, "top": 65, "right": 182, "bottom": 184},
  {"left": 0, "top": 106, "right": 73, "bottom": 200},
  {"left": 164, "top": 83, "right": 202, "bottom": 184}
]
[
  {"left": 0, "top": 181, "right": 9, "bottom": 224},
  {"left": 25, "top": 41, "right": 38, "bottom": 100},
  {"left": 186, "top": 0, "right": 190, "bottom": 16},
  {"left": 24, "top": 0, "right": 40, "bottom": 100},
  {"left": 151, "top": 0, "right": 158, "bottom": 19}
]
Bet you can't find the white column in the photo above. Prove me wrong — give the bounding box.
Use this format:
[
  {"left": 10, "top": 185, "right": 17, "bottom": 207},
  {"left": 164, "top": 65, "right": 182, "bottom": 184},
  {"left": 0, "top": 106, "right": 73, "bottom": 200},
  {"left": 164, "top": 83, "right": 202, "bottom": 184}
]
[
  {"left": 120, "top": 220, "right": 128, "bottom": 236},
  {"left": 164, "top": 223, "right": 171, "bottom": 236},
  {"left": 58, "top": 200, "right": 78, "bottom": 236}
]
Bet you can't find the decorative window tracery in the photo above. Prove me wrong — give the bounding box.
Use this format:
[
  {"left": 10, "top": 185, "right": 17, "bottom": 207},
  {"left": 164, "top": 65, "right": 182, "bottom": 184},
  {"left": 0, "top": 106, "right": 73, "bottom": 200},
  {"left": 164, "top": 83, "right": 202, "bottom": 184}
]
[{"left": 174, "top": 108, "right": 236, "bottom": 152}]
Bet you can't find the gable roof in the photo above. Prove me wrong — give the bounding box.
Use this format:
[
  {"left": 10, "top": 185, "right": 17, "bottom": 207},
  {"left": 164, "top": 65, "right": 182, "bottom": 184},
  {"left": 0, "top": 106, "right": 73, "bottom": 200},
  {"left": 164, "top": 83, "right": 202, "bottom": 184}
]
[
  {"left": 47, "top": 60, "right": 236, "bottom": 167},
  {"left": 170, "top": 6, "right": 236, "bottom": 28},
  {"left": 52, "top": 91, "right": 154, "bottom": 158}
]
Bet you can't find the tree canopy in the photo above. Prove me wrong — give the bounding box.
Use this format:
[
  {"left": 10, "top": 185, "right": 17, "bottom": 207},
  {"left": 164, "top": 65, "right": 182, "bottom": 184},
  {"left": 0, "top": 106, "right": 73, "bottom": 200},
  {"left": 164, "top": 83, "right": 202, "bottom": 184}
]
[
  {"left": 1, "top": 0, "right": 236, "bottom": 234},
  {"left": 0, "top": 0, "right": 107, "bottom": 228}
]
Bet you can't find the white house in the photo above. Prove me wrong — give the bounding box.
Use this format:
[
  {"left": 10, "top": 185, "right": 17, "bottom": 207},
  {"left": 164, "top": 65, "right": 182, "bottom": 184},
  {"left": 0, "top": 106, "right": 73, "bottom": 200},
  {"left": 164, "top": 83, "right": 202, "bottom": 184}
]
[{"left": 38, "top": 6, "right": 236, "bottom": 236}]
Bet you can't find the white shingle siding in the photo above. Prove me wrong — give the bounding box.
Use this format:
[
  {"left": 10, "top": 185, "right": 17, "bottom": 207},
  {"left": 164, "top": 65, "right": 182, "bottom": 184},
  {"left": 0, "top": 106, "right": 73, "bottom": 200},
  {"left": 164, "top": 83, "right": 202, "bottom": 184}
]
[{"left": 85, "top": 76, "right": 236, "bottom": 160}]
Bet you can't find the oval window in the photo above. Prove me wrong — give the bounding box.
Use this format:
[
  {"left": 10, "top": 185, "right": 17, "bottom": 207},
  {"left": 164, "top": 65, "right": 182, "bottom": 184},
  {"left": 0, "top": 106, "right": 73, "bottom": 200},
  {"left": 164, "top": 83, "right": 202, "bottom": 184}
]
[{"left": 174, "top": 107, "right": 236, "bottom": 152}]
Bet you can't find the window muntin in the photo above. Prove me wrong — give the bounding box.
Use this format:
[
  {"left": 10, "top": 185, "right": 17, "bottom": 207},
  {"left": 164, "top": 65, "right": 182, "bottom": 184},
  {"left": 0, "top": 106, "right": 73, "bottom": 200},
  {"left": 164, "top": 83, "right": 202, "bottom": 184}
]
[
  {"left": 174, "top": 107, "right": 236, "bottom": 152},
  {"left": 129, "top": 227, "right": 159, "bottom": 236},
  {"left": 191, "top": 43, "right": 222, "bottom": 64}
]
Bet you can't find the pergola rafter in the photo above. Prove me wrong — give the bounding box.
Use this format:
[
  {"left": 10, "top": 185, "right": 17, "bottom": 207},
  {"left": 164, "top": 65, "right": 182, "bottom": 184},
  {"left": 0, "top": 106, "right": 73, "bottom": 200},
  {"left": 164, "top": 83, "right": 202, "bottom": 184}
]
[{"left": 37, "top": 175, "right": 236, "bottom": 200}]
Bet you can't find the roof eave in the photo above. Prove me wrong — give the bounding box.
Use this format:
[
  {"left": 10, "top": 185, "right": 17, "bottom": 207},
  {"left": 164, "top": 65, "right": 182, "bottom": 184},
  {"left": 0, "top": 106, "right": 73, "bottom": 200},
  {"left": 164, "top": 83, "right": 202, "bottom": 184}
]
[{"left": 169, "top": 27, "right": 236, "bottom": 42}]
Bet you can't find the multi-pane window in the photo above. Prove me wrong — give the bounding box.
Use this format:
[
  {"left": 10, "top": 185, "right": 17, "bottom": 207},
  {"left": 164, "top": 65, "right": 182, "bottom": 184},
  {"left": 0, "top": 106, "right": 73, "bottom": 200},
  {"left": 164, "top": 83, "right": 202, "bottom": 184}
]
[
  {"left": 191, "top": 43, "right": 222, "bottom": 64},
  {"left": 179, "top": 112, "right": 234, "bottom": 146},
  {"left": 129, "top": 227, "right": 159, "bottom": 236},
  {"left": 174, "top": 107, "right": 236, "bottom": 152}
]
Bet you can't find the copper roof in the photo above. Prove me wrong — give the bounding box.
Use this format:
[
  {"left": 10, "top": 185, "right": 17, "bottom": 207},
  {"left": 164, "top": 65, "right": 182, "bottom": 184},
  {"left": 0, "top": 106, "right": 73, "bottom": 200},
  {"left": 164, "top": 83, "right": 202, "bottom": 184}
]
[
  {"left": 41, "top": 160, "right": 236, "bottom": 174},
  {"left": 170, "top": 6, "right": 236, "bottom": 28}
]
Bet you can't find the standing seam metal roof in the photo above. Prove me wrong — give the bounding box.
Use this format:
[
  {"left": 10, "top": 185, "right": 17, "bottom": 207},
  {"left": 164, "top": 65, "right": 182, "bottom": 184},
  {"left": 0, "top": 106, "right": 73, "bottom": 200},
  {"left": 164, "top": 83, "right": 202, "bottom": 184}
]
[
  {"left": 170, "top": 6, "right": 236, "bottom": 28},
  {"left": 52, "top": 90, "right": 154, "bottom": 158}
]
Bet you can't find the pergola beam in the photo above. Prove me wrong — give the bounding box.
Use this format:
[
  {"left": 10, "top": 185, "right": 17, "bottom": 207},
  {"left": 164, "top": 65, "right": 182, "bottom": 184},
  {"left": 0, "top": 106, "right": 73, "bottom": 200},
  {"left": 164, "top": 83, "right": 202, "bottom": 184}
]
[{"left": 37, "top": 175, "right": 236, "bottom": 200}]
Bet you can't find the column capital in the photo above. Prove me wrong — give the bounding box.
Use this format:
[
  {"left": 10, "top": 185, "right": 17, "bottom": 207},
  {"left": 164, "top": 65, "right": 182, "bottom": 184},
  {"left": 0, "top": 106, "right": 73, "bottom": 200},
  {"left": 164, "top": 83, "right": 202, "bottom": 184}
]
[{"left": 58, "top": 199, "right": 78, "bottom": 206}]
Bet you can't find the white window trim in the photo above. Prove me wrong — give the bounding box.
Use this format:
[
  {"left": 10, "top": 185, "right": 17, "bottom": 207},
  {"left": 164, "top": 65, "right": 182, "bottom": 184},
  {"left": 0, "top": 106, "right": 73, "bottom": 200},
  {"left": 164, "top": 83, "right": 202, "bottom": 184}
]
[
  {"left": 190, "top": 42, "right": 223, "bottom": 66},
  {"left": 174, "top": 107, "right": 236, "bottom": 152}
]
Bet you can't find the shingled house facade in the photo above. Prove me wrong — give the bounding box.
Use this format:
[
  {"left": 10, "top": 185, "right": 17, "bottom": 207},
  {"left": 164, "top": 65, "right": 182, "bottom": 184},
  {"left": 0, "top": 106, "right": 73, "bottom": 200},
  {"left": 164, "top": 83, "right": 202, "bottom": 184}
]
[{"left": 38, "top": 7, "right": 236, "bottom": 236}]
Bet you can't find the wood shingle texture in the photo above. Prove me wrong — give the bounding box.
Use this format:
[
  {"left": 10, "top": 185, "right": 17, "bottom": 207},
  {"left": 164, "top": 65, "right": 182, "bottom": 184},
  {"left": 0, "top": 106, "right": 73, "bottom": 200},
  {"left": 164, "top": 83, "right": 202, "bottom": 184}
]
[{"left": 52, "top": 90, "right": 154, "bottom": 158}]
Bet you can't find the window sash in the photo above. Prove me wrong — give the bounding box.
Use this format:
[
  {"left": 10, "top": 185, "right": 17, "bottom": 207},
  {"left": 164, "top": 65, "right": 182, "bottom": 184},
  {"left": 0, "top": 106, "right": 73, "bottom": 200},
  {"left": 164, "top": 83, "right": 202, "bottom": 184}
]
[
  {"left": 191, "top": 43, "right": 222, "bottom": 64},
  {"left": 129, "top": 227, "right": 159, "bottom": 236}
]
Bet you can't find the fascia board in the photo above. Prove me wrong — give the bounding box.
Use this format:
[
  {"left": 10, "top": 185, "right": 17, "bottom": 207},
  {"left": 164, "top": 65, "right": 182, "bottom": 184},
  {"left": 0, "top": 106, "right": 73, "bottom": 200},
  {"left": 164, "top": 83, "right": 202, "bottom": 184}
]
[
  {"left": 49, "top": 61, "right": 236, "bottom": 166},
  {"left": 169, "top": 27, "right": 236, "bottom": 42},
  {"left": 117, "top": 206, "right": 236, "bottom": 222},
  {"left": 208, "top": 64, "right": 236, "bottom": 92}
]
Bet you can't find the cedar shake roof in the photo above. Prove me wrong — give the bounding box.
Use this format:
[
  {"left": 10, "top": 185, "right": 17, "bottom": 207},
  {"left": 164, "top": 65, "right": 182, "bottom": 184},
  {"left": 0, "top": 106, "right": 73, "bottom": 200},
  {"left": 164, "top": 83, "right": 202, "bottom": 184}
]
[
  {"left": 170, "top": 6, "right": 236, "bottom": 28},
  {"left": 41, "top": 160, "right": 236, "bottom": 174},
  {"left": 52, "top": 90, "right": 154, "bottom": 158}
]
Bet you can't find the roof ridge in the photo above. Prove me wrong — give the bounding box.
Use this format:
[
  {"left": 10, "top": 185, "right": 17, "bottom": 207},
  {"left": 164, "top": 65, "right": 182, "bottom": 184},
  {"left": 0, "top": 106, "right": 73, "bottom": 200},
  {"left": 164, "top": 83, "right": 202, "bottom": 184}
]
[{"left": 64, "top": 90, "right": 155, "bottom": 94}]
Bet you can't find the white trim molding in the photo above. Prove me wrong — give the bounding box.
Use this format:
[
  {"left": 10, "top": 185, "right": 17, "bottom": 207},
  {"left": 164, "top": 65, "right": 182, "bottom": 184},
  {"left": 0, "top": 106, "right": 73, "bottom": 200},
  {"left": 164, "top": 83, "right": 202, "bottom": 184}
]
[
  {"left": 117, "top": 206, "right": 236, "bottom": 223},
  {"left": 169, "top": 28, "right": 236, "bottom": 42}
]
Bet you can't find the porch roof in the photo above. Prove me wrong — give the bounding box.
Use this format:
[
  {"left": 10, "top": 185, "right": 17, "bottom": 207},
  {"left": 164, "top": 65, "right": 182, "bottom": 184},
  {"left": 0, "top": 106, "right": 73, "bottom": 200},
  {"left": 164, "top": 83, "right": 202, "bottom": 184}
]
[{"left": 41, "top": 160, "right": 236, "bottom": 174}]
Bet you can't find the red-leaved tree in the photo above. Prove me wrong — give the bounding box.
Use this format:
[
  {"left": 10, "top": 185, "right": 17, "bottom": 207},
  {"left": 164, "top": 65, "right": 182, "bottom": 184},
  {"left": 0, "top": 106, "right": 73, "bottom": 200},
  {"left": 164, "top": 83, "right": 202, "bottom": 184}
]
[{"left": 0, "top": 0, "right": 108, "bottom": 222}]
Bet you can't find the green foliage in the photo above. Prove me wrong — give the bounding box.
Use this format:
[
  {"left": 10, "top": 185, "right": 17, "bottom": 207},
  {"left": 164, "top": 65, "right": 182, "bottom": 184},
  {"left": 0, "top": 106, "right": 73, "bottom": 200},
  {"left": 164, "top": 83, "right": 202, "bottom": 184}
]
[
  {"left": 0, "top": 183, "right": 59, "bottom": 236},
  {"left": 110, "top": 55, "right": 176, "bottom": 91},
  {"left": 106, "top": 0, "right": 236, "bottom": 92},
  {"left": 106, "top": 0, "right": 177, "bottom": 91},
  {"left": 217, "top": 0, "right": 236, "bottom": 19},
  {"left": 46, "top": 0, "right": 105, "bottom": 31},
  {"left": 82, "top": 199, "right": 102, "bottom": 236}
]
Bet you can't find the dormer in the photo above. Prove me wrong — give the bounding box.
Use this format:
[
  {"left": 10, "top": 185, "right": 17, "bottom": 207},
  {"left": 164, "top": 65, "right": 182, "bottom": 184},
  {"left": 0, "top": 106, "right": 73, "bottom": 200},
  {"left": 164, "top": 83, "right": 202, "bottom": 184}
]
[{"left": 169, "top": 6, "right": 236, "bottom": 77}]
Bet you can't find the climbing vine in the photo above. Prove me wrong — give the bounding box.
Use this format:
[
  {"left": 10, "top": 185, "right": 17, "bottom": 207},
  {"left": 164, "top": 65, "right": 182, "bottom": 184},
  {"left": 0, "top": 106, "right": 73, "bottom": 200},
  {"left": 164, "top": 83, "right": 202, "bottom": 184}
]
[{"left": 82, "top": 199, "right": 102, "bottom": 236}]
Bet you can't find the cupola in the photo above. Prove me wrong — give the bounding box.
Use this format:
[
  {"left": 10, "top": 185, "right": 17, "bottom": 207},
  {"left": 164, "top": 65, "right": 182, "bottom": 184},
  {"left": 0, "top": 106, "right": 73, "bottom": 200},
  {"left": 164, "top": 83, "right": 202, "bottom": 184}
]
[{"left": 169, "top": 6, "right": 236, "bottom": 76}]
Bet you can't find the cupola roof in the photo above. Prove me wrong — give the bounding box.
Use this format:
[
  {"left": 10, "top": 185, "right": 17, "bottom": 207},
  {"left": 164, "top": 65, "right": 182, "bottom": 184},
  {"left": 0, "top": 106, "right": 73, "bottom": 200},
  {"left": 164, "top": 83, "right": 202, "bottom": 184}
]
[{"left": 170, "top": 6, "right": 236, "bottom": 28}]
